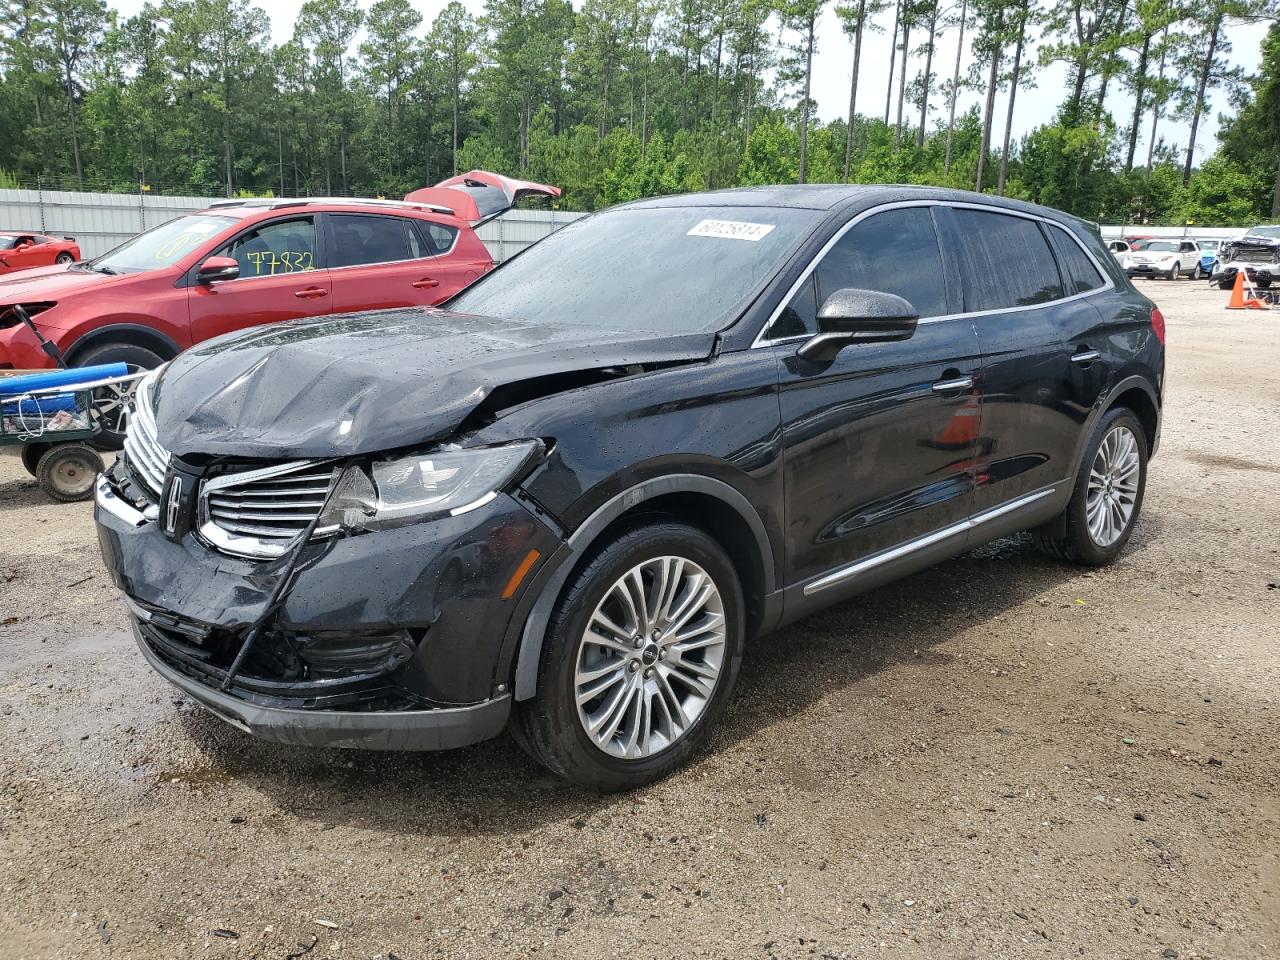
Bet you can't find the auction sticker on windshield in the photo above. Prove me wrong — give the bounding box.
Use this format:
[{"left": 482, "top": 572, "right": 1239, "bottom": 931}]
[{"left": 687, "top": 219, "right": 776, "bottom": 242}]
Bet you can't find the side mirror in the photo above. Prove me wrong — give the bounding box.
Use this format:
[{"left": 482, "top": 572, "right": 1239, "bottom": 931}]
[
  {"left": 196, "top": 255, "right": 240, "bottom": 284},
  {"left": 797, "top": 288, "right": 919, "bottom": 362}
]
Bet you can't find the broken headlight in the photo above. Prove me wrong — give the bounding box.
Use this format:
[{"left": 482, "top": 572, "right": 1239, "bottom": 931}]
[{"left": 315, "top": 440, "right": 540, "bottom": 535}]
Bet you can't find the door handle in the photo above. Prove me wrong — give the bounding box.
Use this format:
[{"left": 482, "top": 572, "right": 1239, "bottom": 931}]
[
  {"left": 412, "top": 278, "right": 440, "bottom": 289},
  {"left": 294, "top": 287, "right": 328, "bottom": 300},
  {"left": 1071, "top": 349, "right": 1101, "bottom": 365},
  {"left": 932, "top": 375, "right": 975, "bottom": 394}
]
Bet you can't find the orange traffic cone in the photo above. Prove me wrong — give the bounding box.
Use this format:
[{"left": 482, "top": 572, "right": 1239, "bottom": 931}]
[{"left": 1226, "top": 270, "right": 1266, "bottom": 310}]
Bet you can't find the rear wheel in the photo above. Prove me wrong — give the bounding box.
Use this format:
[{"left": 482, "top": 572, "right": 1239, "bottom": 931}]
[
  {"left": 72, "top": 342, "right": 165, "bottom": 451},
  {"left": 1033, "top": 407, "right": 1147, "bottom": 566},
  {"left": 1193, "top": 264, "right": 1205, "bottom": 280},
  {"left": 55, "top": 252, "right": 74, "bottom": 265},
  {"left": 1166, "top": 262, "right": 1179, "bottom": 280},
  {"left": 512, "top": 520, "right": 745, "bottom": 792},
  {"left": 36, "top": 443, "right": 103, "bottom": 502}
]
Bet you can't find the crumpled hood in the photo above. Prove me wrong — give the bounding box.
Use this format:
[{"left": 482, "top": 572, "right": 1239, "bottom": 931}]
[{"left": 153, "top": 307, "right": 714, "bottom": 459}]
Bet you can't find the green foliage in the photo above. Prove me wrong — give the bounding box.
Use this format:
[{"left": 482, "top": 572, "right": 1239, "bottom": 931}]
[{"left": 0, "top": 0, "right": 1273, "bottom": 225}]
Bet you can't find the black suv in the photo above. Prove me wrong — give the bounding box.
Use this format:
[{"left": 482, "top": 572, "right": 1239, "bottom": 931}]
[{"left": 95, "top": 186, "right": 1164, "bottom": 791}]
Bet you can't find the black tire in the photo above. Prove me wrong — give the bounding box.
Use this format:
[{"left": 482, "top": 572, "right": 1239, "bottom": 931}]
[
  {"left": 20, "top": 443, "right": 49, "bottom": 477},
  {"left": 1193, "top": 264, "right": 1204, "bottom": 280},
  {"left": 1032, "top": 407, "right": 1148, "bottom": 566},
  {"left": 1219, "top": 279, "right": 1234, "bottom": 290},
  {"left": 512, "top": 519, "right": 745, "bottom": 792},
  {"left": 72, "top": 342, "right": 165, "bottom": 451},
  {"left": 1166, "top": 262, "right": 1179, "bottom": 280},
  {"left": 55, "top": 252, "right": 74, "bottom": 265},
  {"left": 36, "top": 442, "right": 104, "bottom": 502},
  {"left": 1258, "top": 279, "right": 1272, "bottom": 290}
]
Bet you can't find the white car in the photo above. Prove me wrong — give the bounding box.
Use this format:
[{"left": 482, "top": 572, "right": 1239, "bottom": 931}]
[
  {"left": 1124, "top": 240, "right": 1199, "bottom": 280},
  {"left": 1211, "top": 226, "right": 1280, "bottom": 290}
]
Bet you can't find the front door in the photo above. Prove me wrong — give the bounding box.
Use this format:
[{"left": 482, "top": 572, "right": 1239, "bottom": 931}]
[
  {"left": 187, "top": 215, "right": 331, "bottom": 345},
  {"left": 772, "top": 205, "right": 983, "bottom": 592}
]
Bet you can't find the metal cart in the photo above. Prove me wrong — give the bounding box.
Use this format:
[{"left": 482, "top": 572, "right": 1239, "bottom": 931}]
[{"left": 1, "top": 376, "right": 105, "bottom": 501}]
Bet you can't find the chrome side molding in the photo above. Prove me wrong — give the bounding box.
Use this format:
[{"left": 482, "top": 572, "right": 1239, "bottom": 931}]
[{"left": 802, "top": 487, "right": 1058, "bottom": 596}]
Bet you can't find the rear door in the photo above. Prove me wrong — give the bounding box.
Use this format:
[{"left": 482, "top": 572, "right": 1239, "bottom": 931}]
[
  {"left": 187, "top": 215, "right": 331, "bottom": 344},
  {"left": 324, "top": 213, "right": 456, "bottom": 312},
  {"left": 773, "top": 204, "right": 983, "bottom": 592},
  {"left": 940, "top": 206, "right": 1111, "bottom": 513}
]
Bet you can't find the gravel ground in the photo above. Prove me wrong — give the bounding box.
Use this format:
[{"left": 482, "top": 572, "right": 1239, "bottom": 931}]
[{"left": 1, "top": 280, "right": 1278, "bottom": 960}]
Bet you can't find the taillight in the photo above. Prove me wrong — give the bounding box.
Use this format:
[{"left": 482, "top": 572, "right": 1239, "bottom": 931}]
[{"left": 1150, "top": 306, "right": 1165, "bottom": 344}]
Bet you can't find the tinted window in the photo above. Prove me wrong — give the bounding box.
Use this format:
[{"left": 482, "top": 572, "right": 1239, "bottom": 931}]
[
  {"left": 449, "top": 205, "right": 821, "bottom": 334},
  {"left": 418, "top": 221, "right": 459, "bottom": 256},
  {"left": 218, "top": 217, "right": 318, "bottom": 278},
  {"left": 765, "top": 274, "right": 818, "bottom": 339},
  {"left": 1048, "top": 227, "right": 1105, "bottom": 295},
  {"left": 952, "top": 210, "right": 1063, "bottom": 311},
  {"left": 330, "top": 215, "right": 419, "bottom": 267},
  {"left": 816, "top": 207, "right": 949, "bottom": 319}
]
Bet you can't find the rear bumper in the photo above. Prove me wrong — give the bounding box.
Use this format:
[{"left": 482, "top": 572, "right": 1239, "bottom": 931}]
[{"left": 133, "top": 618, "right": 512, "bottom": 750}]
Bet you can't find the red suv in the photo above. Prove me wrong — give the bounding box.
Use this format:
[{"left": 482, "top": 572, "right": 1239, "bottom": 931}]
[{"left": 0, "top": 172, "right": 557, "bottom": 445}]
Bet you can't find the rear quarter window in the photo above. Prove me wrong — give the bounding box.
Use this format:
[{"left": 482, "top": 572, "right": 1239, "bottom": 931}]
[
  {"left": 951, "top": 209, "right": 1064, "bottom": 311},
  {"left": 1047, "top": 226, "right": 1107, "bottom": 295}
]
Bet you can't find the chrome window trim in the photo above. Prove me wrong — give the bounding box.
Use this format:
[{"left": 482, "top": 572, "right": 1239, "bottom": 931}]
[
  {"left": 752, "top": 199, "right": 1115, "bottom": 349},
  {"left": 323, "top": 213, "right": 460, "bottom": 270},
  {"left": 207, "top": 214, "right": 320, "bottom": 286},
  {"left": 801, "top": 486, "right": 1058, "bottom": 596}
]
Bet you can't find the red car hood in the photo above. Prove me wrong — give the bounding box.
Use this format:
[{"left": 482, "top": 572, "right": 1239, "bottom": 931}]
[
  {"left": 0, "top": 264, "right": 130, "bottom": 304},
  {"left": 405, "top": 170, "right": 561, "bottom": 222}
]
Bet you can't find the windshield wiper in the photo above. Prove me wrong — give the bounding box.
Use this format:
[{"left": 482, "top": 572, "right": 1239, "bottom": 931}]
[{"left": 94, "top": 264, "right": 119, "bottom": 275}]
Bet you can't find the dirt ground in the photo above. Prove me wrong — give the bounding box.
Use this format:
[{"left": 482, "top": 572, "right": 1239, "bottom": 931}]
[{"left": 1, "top": 279, "right": 1277, "bottom": 960}]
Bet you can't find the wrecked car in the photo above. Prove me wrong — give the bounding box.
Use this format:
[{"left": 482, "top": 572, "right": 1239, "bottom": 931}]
[
  {"left": 95, "top": 186, "right": 1164, "bottom": 791},
  {"left": 1212, "top": 225, "right": 1280, "bottom": 289}
]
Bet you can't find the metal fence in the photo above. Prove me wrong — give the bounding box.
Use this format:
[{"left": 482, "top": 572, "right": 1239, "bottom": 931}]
[
  {"left": 0, "top": 187, "right": 585, "bottom": 261},
  {"left": 0, "top": 185, "right": 1260, "bottom": 260}
]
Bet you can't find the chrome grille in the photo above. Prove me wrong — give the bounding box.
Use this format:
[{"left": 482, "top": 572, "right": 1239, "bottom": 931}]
[
  {"left": 122, "top": 374, "right": 169, "bottom": 498},
  {"left": 199, "top": 460, "right": 335, "bottom": 560}
]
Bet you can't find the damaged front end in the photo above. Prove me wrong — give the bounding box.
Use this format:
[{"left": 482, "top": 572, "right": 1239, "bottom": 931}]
[
  {"left": 1213, "top": 236, "right": 1280, "bottom": 287},
  {"left": 95, "top": 306, "right": 713, "bottom": 750}
]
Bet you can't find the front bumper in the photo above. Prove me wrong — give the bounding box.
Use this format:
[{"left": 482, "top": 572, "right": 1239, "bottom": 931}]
[
  {"left": 132, "top": 617, "right": 512, "bottom": 750},
  {"left": 1213, "top": 264, "right": 1275, "bottom": 284},
  {"left": 96, "top": 466, "right": 564, "bottom": 749}
]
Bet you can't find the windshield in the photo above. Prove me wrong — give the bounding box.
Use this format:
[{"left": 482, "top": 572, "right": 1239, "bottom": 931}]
[
  {"left": 0, "top": 236, "right": 16, "bottom": 250},
  {"left": 448, "top": 205, "right": 822, "bottom": 334},
  {"left": 1247, "top": 225, "right": 1280, "bottom": 239},
  {"left": 1142, "top": 241, "right": 1178, "bottom": 253},
  {"left": 90, "top": 214, "right": 235, "bottom": 274}
]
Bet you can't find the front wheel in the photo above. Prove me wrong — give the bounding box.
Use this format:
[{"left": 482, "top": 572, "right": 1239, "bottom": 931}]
[
  {"left": 512, "top": 520, "right": 745, "bottom": 791},
  {"left": 1033, "top": 408, "right": 1148, "bottom": 566}
]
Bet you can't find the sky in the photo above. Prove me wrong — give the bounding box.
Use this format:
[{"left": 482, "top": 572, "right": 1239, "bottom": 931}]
[{"left": 111, "top": 0, "right": 1265, "bottom": 167}]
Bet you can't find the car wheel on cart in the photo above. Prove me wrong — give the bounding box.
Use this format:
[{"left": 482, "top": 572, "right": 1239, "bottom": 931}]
[
  {"left": 20, "top": 443, "right": 49, "bottom": 477},
  {"left": 36, "top": 443, "right": 104, "bottom": 502},
  {"left": 72, "top": 342, "right": 165, "bottom": 451},
  {"left": 513, "top": 520, "right": 745, "bottom": 792}
]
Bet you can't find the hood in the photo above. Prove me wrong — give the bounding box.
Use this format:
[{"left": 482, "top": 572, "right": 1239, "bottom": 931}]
[
  {"left": 152, "top": 307, "right": 713, "bottom": 460},
  {"left": 405, "top": 170, "right": 561, "bottom": 222},
  {"left": 0, "top": 263, "right": 130, "bottom": 305}
]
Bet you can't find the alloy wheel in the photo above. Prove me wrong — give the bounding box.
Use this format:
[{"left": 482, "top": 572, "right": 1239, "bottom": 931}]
[
  {"left": 90, "top": 365, "right": 140, "bottom": 435},
  {"left": 574, "top": 556, "right": 726, "bottom": 760},
  {"left": 1086, "top": 424, "right": 1141, "bottom": 547}
]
